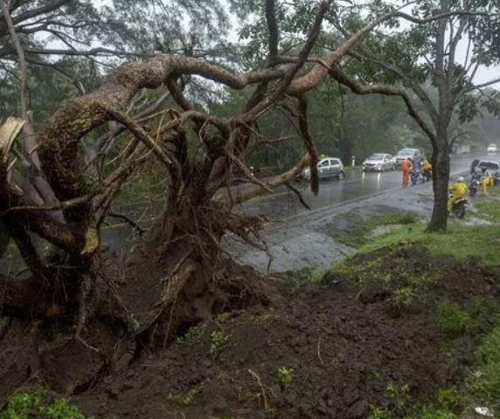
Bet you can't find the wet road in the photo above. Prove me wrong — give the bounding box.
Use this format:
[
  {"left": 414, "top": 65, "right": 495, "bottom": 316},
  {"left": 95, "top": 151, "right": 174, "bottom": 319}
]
[
  {"left": 236, "top": 152, "right": 485, "bottom": 222},
  {"left": 96, "top": 152, "right": 486, "bottom": 255}
]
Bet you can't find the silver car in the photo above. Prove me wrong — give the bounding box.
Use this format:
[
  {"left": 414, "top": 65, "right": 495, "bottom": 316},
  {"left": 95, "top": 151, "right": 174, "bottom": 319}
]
[
  {"left": 362, "top": 153, "right": 396, "bottom": 172},
  {"left": 303, "top": 157, "right": 345, "bottom": 180},
  {"left": 395, "top": 148, "right": 423, "bottom": 167}
]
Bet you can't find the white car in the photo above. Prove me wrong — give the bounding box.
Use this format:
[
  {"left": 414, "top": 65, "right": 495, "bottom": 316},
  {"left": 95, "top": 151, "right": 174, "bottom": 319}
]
[
  {"left": 487, "top": 144, "right": 498, "bottom": 153},
  {"left": 303, "top": 157, "right": 345, "bottom": 180},
  {"left": 362, "top": 153, "right": 396, "bottom": 172}
]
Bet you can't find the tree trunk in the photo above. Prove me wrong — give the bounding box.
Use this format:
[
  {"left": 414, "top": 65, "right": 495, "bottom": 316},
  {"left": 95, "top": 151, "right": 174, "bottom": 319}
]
[{"left": 427, "top": 127, "right": 450, "bottom": 231}]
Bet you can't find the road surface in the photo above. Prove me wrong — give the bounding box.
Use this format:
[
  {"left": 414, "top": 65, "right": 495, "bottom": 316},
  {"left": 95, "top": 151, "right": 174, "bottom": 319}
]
[{"left": 224, "top": 152, "right": 489, "bottom": 272}]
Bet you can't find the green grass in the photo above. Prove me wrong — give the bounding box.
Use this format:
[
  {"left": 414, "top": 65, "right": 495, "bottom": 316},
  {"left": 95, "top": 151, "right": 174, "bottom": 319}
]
[
  {"left": 437, "top": 302, "right": 471, "bottom": 336},
  {"left": 349, "top": 188, "right": 500, "bottom": 265},
  {"left": 359, "top": 222, "right": 500, "bottom": 266},
  {"left": 334, "top": 212, "right": 417, "bottom": 249}
]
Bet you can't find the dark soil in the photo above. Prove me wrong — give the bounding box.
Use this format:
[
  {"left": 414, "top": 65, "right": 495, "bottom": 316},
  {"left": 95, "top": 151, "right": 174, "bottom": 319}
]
[{"left": 1, "top": 242, "right": 499, "bottom": 418}]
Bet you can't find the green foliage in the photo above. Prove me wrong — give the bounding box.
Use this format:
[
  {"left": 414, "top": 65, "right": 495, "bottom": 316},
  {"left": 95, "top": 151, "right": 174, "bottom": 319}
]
[
  {"left": 391, "top": 286, "right": 417, "bottom": 310},
  {"left": 167, "top": 388, "right": 199, "bottom": 407},
  {"left": 437, "top": 302, "right": 471, "bottom": 336},
  {"left": 0, "top": 391, "right": 89, "bottom": 419},
  {"left": 210, "top": 330, "right": 229, "bottom": 360},
  {"left": 465, "top": 322, "right": 500, "bottom": 410},
  {"left": 176, "top": 325, "right": 204, "bottom": 346},
  {"left": 276, "top": 366, "right": 293, "bottom": 389}
]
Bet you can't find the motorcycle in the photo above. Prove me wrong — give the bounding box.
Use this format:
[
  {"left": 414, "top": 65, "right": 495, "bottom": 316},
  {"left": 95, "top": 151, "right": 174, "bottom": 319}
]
[
  {"left": 411, "top": 168, "right": 431, "bottom": 185},
  {"left": 449, "top": 194, "right": 469, "bottom": 219},
  {"left": 410, "top": 170, "right": 425, "bottom": 185},
  {"left": 469, "top": 173, "right": 481, "bottom": 197}
]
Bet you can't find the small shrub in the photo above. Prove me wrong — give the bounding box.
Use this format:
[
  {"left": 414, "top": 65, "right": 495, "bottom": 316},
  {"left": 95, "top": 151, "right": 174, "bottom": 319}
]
[
  {"left": 437, "top": 302, "right": 471, "bottom": 336},
  {"left": 0, "top": 390, "right": 89, "bottom": 419},
  {"left": 176, "top": 325, "right": 204, "bottom": 345},
  {"left": 276, "top": 366, "right": 293, "bottom": 389},
  {"left": 391, "top": 286, "right": 416, "bottom": 310},
  {"left": 210, "top": 330, "right": 228, "bottom": 360}
]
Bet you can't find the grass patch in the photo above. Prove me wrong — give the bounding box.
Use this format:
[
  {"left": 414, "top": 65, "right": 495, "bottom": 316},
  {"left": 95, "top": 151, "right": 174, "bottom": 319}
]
[
  {"left": 437, "top": 301, "right": 471, "bottom": 336},
  {"left": 359, "top": 223, "right": 500, "bottom": 266},
  {"left": 334, "top": 212, "right": 416, "bottom": 249},
  {"left": 351, "top": 190, "right": 500, "bottom": 265}
]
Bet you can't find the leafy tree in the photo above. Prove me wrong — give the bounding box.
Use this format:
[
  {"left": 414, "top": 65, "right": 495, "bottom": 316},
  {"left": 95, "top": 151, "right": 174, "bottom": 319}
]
[{"left": 325, "top": 0, "right": 500, "bottom": 230}]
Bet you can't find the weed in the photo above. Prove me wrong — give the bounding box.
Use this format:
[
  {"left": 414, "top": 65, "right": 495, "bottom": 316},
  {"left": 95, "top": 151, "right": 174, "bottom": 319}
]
[
  {"left": 276, "top": 366, "right": 293, "bottom": 389},
  {"left": 176, "top": 325, "right": 204, "bottom": 345},
  {"left": 210, "top": 330, "right": 228, "bottom": 360},
  {"left": 391, "top": 286, "right": 417, "bottom": 310},
  {"left": 386, "top": 382, "right": 410, "bottom": 413},
  {"left": 436, "top": 388, "right": 461, "bottom": 411},
  {"left": 167, "top": 388, "right": 199, "bottom": 407},
  {"left": 368, "top": 406, "right": 393, "bottom": 419},
  {"left": 0, "top": 390, "right": 89, "bottom": 419},
  {"left": 437, "top": 302, "right": 471, "bottom": 336}
]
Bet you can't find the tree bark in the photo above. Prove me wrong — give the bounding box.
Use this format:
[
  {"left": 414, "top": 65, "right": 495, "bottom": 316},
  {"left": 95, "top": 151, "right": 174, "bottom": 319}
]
[{"left": 427, "top": 126, "right": 450, "bottom": 231}]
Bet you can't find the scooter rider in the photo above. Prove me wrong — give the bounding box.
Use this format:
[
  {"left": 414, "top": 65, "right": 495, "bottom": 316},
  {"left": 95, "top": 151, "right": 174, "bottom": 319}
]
[{"left": 448, "top": 176, "right": 468, "bottom": 213}]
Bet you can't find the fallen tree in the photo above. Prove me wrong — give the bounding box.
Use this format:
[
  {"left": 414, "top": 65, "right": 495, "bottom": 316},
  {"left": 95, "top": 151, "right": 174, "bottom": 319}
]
[{"left": 0, "top": 0, "right": 479, "bottom": 394}]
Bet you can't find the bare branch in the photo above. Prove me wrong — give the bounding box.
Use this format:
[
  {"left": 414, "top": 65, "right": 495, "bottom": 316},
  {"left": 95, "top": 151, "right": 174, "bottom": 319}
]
[
  {"left": 1, "top": 0, "right": 38, "bottom": 168},
  {"left": 225, "top": 155, "right": 310, "bottom": 207}
]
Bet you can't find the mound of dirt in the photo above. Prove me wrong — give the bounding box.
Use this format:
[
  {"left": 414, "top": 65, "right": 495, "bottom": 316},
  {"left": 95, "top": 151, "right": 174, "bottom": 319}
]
[{"left": 66, "top": 242, "right": 500, "bottom": 419}]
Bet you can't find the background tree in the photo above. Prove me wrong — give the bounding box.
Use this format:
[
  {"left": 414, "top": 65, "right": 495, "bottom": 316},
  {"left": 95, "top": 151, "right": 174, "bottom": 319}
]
[{"left": 325, "top": 0, "right": 500, "bottom": 230}]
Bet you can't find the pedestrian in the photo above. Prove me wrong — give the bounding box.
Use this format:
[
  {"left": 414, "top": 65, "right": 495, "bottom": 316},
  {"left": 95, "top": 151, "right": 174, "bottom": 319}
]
[
  {"left": 401, "top": 157, "right": 412, "bottom": 187},
  {"left": 480, "top": 167, "right": 493, "bottom": 195}
]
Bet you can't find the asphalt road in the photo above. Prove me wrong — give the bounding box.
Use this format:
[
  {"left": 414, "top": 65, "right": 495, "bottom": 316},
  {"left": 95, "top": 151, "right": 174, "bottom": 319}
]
[
  {"left": 226, "top": 151, "right": 493, "bottom": 272},
  {"left": 236, "top": 152, "right": 485, "bottom": 222}
]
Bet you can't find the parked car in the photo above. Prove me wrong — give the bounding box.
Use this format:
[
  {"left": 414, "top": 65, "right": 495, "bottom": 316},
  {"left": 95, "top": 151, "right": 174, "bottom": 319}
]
[
  {"left": 472, "top": 159, "right": 500, "bottom": 184},
  {"left": 487, "top": 143, "right": 498, "bottom": 153},
  {"left": 302, "top": 157, "right": 345, "bottom": 180},
  {"left": 395, "top": 148, "right": 423, "bottom": 167},
  {"left": 362, "top": 153, "right": 396, "bottom": 172}
]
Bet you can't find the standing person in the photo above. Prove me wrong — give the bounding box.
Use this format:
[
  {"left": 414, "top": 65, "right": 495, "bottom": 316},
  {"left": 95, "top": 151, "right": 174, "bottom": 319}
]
[
  {"left": 480, "top": 167, "right": 493, "bottom": 195},
  {"left": 422, "top": 159, "right": 432, "bottom": 181},
  {"left": 401, "top": 157, "right": 412, "bottom": 187}
]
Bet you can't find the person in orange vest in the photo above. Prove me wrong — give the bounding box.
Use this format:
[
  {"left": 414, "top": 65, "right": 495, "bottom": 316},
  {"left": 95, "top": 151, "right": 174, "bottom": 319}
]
[{"left": 401, "top": 157, "right": 412, "bottom": 187}]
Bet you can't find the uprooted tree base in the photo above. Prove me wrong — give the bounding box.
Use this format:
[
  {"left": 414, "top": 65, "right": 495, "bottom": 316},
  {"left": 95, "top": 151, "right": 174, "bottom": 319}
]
[
  {"left": 0, "top": 235, "right": 271, "bottom": 397},
  {"left": 1, "top": 242, "right": 500, "bottom": 418}
]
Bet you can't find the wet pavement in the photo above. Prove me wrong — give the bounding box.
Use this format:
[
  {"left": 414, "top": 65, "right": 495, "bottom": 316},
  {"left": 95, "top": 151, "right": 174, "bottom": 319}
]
[{"left": 226, "top": 152, "right": 489, "bottom": 272}]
